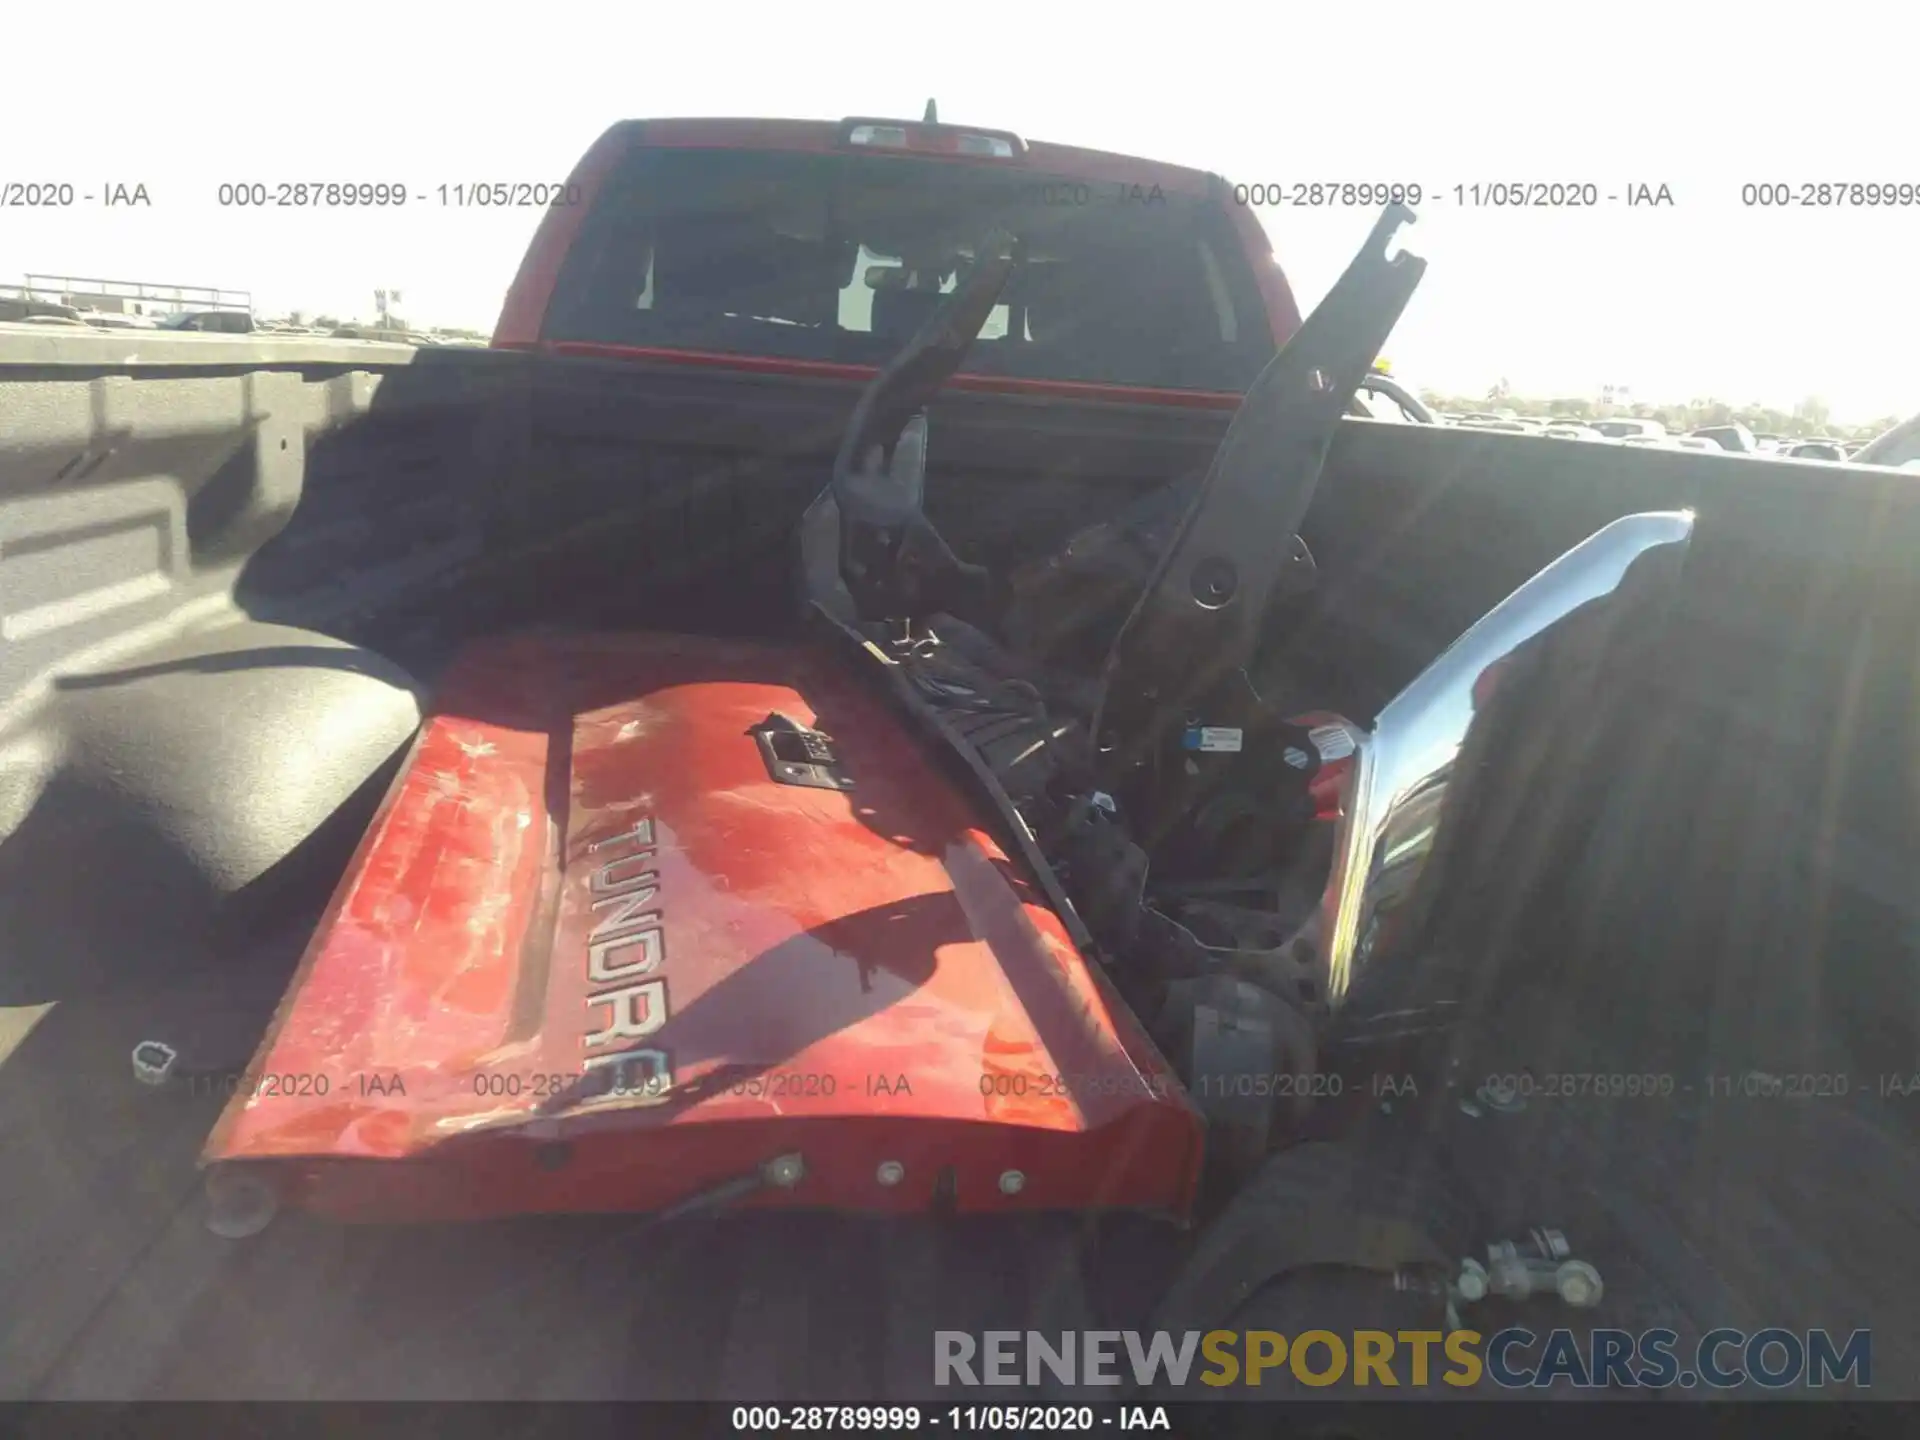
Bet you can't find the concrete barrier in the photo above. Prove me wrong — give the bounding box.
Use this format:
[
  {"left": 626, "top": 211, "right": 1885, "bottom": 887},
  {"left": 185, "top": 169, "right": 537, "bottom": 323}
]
[{"left": 0, "top": 324, "right": 429, "bottom": 369}]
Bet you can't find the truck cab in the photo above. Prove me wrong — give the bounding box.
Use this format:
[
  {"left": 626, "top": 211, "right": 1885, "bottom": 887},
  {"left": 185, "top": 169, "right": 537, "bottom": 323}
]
[{"left": 495, "top": 115, "right": 1302, "bottom": 404}]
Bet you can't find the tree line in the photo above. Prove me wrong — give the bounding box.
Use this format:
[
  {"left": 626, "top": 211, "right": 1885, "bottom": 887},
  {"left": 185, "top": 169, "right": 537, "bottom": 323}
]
[{"left": 1415, "top": 389, "right": 1901, "bottom": 443}]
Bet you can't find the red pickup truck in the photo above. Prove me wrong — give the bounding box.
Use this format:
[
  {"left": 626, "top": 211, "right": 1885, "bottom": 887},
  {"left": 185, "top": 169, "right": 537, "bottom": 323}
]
[
  {"left": 492, "top": 115, "right": 1302, "bottom": 397},
  {"left": 0, "top": 113, "right": 1912, "bottom": 1411}
]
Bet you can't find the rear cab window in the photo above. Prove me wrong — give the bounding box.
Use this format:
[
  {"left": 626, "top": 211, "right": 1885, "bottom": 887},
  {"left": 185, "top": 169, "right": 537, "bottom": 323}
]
[{"left": 541, "top": 139, "right": 1277, "bottom": 393}]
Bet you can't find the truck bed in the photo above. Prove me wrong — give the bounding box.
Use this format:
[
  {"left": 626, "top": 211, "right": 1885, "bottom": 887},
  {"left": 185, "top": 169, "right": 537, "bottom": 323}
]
[
  {"left": 1, "top": 912, "right": 1170, "bottom": 1401},
  {"left": 11, "top": 940, "right": 1920, "bottom": 1401},
  {"left": 5, "top": 339, "right": 1920, "bottom": 1403}
]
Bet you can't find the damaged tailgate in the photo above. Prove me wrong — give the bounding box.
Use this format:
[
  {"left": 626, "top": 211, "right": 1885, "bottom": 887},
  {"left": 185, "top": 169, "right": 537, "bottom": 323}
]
[{"left": 203, "top": 632, "right": 1201, "bottom": 1223}]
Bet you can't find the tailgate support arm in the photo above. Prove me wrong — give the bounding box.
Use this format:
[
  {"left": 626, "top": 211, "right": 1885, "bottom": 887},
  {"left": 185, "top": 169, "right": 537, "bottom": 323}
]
[{"left": 1090, "top": 204, "right": 1427, "bottom": 778}]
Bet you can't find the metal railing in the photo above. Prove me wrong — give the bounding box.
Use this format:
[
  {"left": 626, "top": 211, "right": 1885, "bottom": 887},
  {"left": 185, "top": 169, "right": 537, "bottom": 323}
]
[{"left": 12, "top": 275, "right": 252, "bottom": 315}]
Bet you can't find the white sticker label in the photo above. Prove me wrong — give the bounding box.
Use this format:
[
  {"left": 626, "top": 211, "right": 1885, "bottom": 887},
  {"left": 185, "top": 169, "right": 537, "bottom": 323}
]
[
  {"left": 1308, "top": 723, "right": 1357, "bottom": 762},
  {"left": 1197, "top": 726, "right": 1243, "bottom": 753}
]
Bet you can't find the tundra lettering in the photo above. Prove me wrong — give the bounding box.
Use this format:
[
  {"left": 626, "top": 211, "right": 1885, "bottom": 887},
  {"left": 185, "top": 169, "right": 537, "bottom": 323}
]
[{"left": 580, "top": 816, "right": 672, "bottom": 1093}]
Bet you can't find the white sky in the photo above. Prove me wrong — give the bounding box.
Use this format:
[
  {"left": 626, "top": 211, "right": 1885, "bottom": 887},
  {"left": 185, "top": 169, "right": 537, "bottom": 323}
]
[{"left": 2, "top": 0, "right": 1913, "bottom": 423}]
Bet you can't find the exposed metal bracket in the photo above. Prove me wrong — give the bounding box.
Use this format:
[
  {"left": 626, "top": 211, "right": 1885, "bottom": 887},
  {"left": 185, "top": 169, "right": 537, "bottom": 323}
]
[{"left": 1091, "top": 204, "right": 1426, "bottom": 782}]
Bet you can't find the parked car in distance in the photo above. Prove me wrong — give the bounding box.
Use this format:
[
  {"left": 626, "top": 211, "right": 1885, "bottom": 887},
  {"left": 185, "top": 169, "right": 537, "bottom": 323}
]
[
  {"left": 0, "top": 297, "right": 84, "bottom": 323},
  {"left": 1785, "top": 439, "right": 1847, "bottom": 461},
  {"left": 1689, "top": 424, "right": 1756, "bottom": 453},
  {"left": 1671, "top": 436, "right": 1723, "bottom": 452},
  {"left": 1543, "top": 424, "right": 1602, "bottom": 440},
  {"left": 1591, "top": 418, "right": 1668, "bottom": 440},
  {"left": 157, "top": 310, "right": 255, "bottom": 334},
  {"left": 78, "top": 311, "right": 157, "bottom": 330}
]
